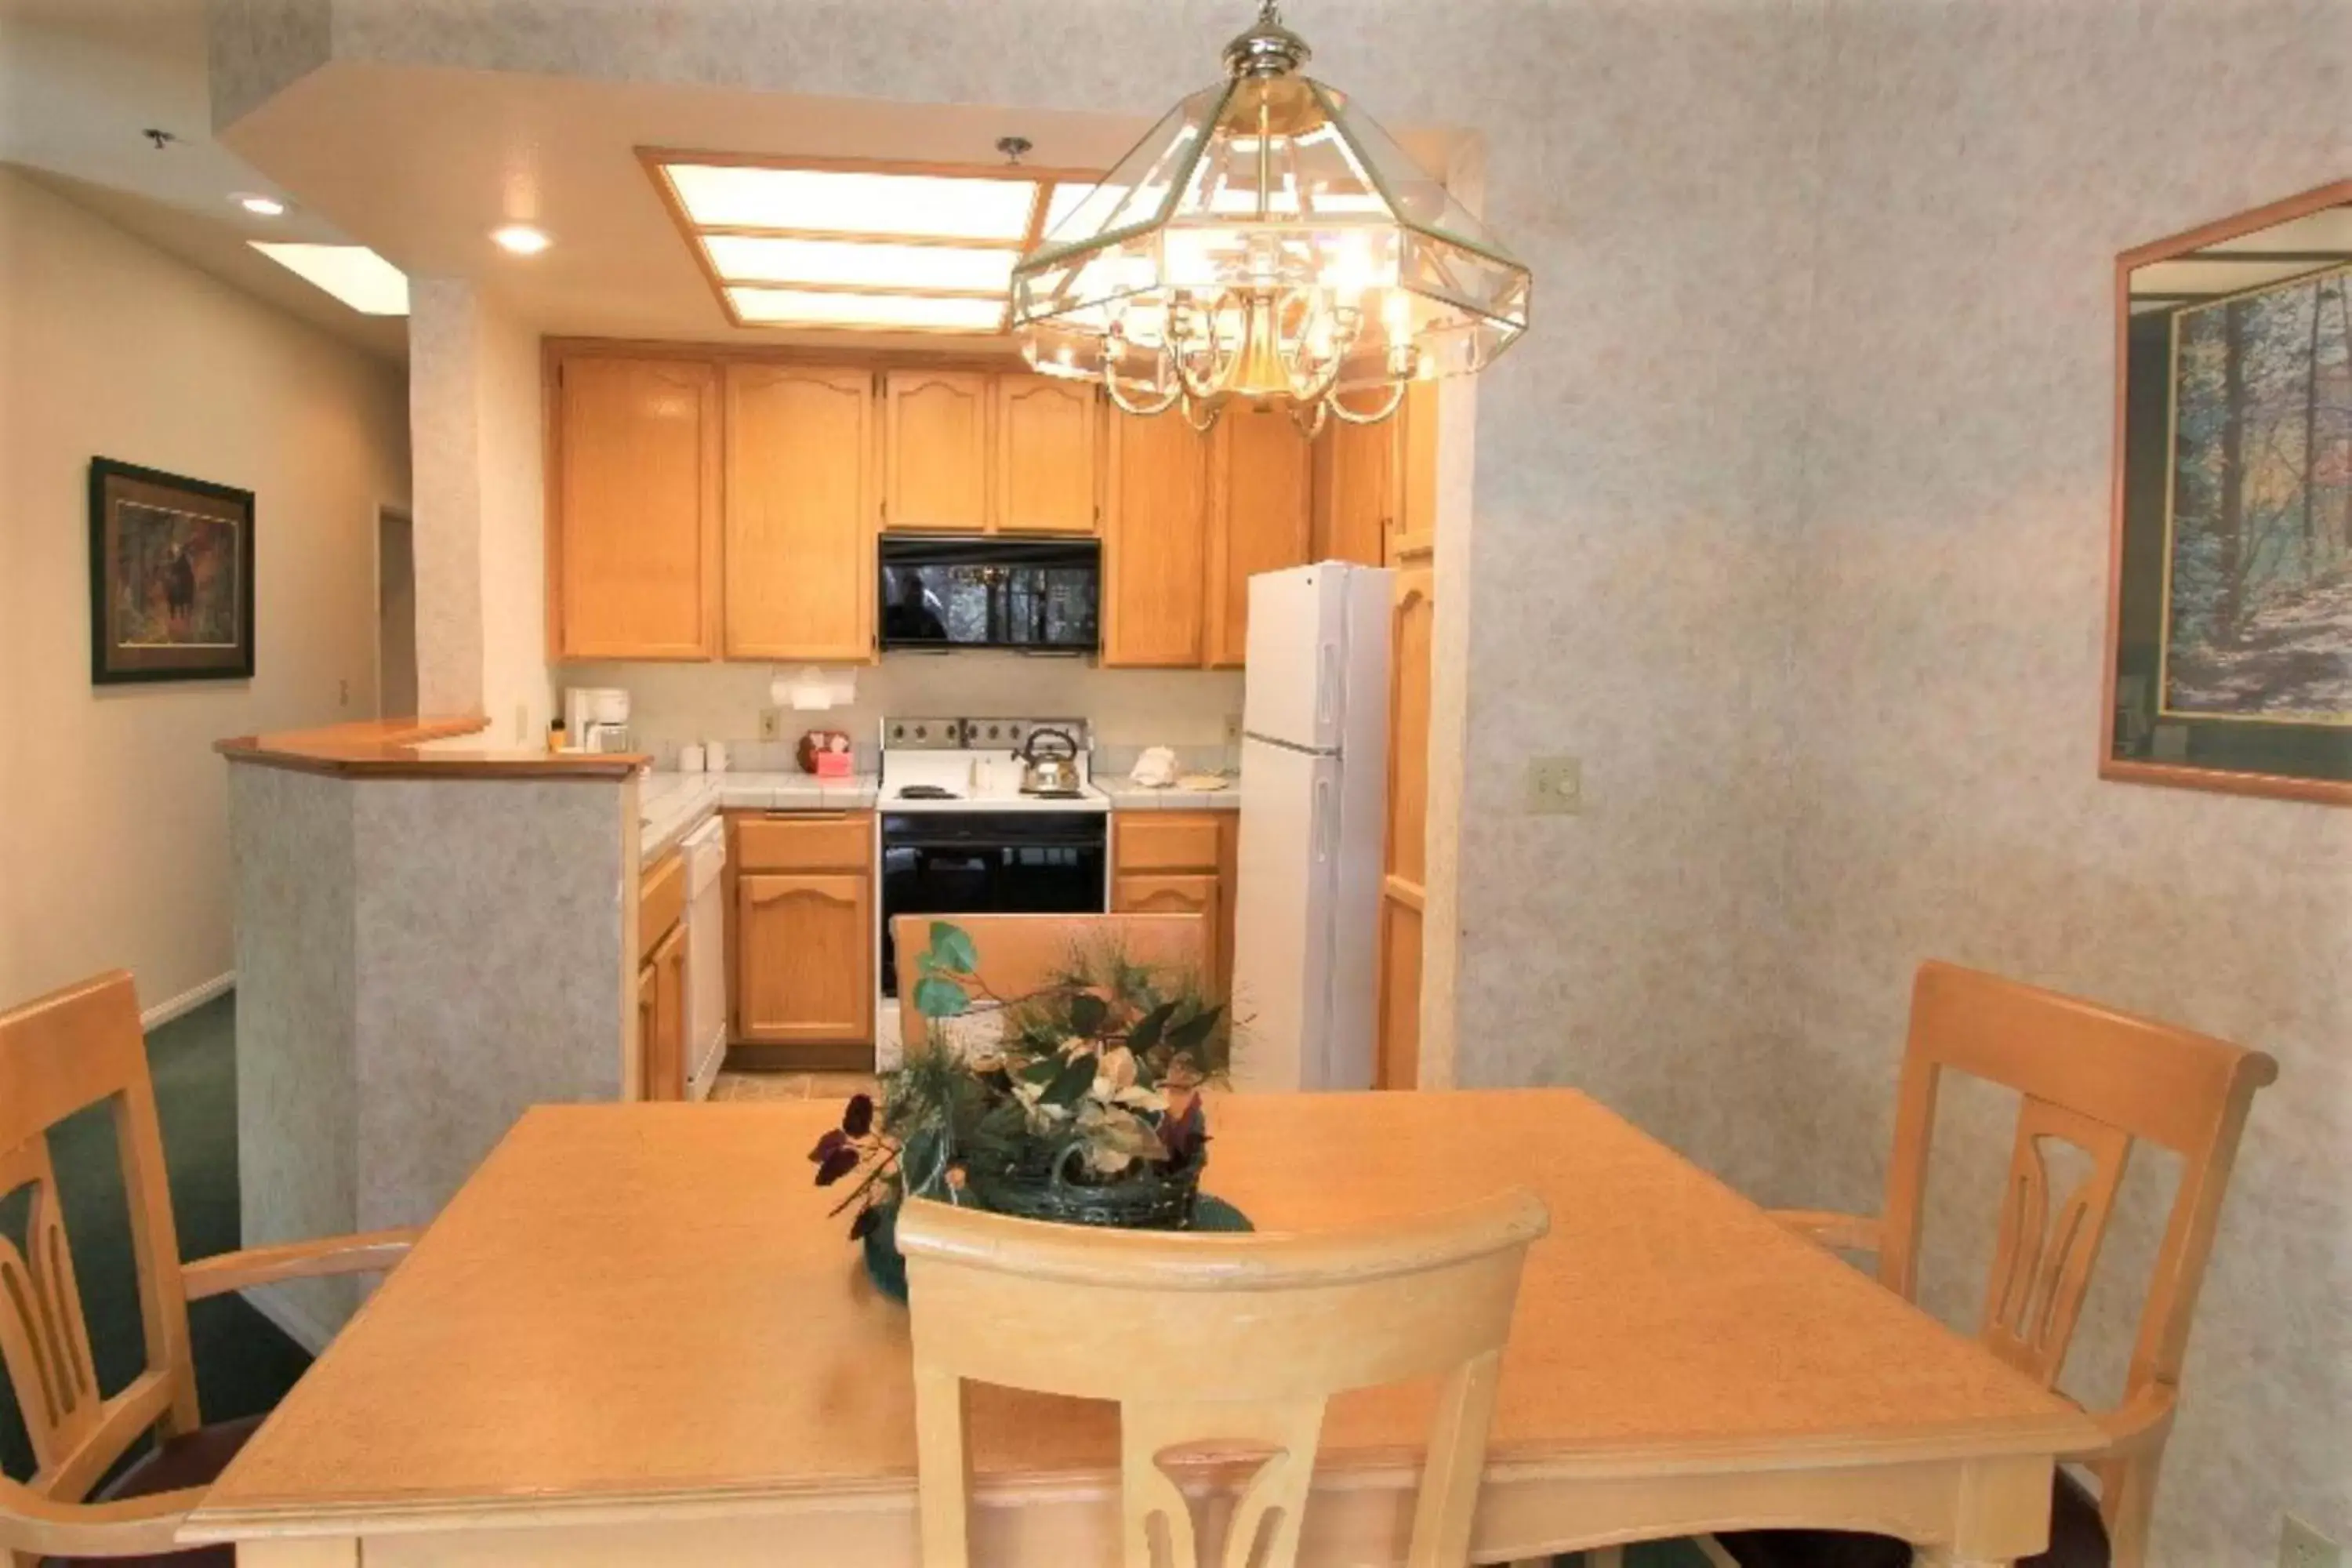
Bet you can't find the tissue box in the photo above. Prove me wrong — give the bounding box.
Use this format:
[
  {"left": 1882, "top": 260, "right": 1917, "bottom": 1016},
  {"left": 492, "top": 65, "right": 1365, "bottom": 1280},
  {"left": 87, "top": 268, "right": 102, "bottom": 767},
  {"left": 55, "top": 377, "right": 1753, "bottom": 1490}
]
[{"left": 814, "top": 750, "right": 853, "bottom": 779}]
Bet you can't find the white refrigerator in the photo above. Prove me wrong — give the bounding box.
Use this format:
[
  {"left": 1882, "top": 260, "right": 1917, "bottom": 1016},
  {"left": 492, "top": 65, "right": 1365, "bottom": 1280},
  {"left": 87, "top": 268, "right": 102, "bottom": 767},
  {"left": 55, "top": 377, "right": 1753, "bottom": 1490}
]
[{"left": 1230, "top": 562, "right": 1392, "bottom": 1092}]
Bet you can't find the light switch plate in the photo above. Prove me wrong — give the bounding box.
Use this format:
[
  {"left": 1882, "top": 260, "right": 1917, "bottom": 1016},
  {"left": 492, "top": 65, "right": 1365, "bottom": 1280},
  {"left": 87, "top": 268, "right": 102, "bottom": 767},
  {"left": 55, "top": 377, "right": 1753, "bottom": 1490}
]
[
  {"left": 758, "top": 709, "right": 782, "bottom": 741},
  {"left": 2281, "top": 1515, "right": 2343, "bottom": 1568},
  {"left": 1526, "top": 756, "right": 1583, "bottom": 815}
]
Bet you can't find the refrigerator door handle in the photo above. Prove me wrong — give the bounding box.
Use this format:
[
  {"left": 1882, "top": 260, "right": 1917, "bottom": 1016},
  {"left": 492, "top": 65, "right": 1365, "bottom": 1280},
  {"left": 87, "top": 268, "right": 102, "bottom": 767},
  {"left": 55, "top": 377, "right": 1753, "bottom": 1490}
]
[
  {"left": 1312, "top": 774, "right": 1338, "bottom": 865},
  {"left": 1315, "top": 641, "right": 1340, "bottom": 740}
]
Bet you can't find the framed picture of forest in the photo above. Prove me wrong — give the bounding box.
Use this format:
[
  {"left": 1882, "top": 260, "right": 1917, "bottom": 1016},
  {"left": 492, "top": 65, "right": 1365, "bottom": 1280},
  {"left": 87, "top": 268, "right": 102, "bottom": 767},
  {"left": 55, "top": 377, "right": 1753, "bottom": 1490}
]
[
  {"left": 2106, "top": 180, "right": 2352, "bottom": 804},
  {"left": 88, "top": 458, "right": 256, "bottom": 684}
]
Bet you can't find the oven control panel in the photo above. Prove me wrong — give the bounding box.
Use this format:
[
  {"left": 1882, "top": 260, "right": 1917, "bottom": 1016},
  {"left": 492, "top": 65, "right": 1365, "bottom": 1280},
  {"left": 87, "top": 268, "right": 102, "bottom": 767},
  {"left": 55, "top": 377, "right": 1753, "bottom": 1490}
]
[{"left": 880, "top": 717, "right": 1090, "bottom": 752}]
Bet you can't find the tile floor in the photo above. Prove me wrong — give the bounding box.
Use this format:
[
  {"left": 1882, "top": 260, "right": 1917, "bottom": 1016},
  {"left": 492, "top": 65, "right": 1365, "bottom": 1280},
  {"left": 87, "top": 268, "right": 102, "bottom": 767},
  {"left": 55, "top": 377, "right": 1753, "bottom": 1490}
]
[{"left": 710, "top": 1069, "right": 879, "bottom": 1102}]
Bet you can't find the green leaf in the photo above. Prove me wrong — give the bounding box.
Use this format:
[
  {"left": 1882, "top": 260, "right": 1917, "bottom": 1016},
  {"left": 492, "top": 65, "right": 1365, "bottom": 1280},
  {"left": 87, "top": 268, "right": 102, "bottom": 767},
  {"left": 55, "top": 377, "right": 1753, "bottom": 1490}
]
[
  {"left": 913, "top": 975, "right": 970, "bottom": 1020},
  {"left": 1127, "top": 1000, "right": 1178, "bottom": 1054},
  {"left": 1166, "top": 1004, "right": 1223, "bottom": 1053},
  {"left": 1042, "top": 1051, "right": 1098, "bottom": 1108},
  {"left": 1019, "top": 1057, "right": 1062, "bottom": 1087},
  {"left": 1067, "top": 992, "right": 1109, "bottom": 1036},
  {"left": 928, "top": 921, "right": 979, "bottom": 976}
]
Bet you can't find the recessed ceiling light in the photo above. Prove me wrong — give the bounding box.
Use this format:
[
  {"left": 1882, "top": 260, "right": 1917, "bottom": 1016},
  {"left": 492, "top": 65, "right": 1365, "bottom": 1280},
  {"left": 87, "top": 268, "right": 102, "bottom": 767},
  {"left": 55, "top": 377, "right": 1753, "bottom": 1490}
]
[
  {"left": 492, "top": 223, "right": 551, "bottom": 256},
  {"left": 237, "top": 194, "right": 287, "bottom": 217},
  {"left": 249, "top": 242, "right": 410, "bottom": 315}
]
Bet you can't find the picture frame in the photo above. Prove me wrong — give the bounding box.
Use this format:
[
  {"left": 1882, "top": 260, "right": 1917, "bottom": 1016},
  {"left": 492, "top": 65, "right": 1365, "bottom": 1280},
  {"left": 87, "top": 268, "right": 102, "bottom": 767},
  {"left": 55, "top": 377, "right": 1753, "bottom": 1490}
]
[
  {"left": 2103, "top": 179, "right": 2352, "bottom": 805},
  {"left": 88, "top": 457, "right": 256, "bottom": 684}
]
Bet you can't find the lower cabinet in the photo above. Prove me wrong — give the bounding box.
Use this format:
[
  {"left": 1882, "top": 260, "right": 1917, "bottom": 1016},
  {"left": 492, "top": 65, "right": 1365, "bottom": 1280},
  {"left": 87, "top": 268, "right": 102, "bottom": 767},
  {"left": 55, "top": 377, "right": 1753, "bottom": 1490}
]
[
  {"left": 726, "top": 811, "right": 876, "bottom": 1064},
  {"left": 638, "top": 851, "right": 688, "bottom": 1101},
  {"left": 1109, "top": 811, "right": 1239, "bottom": 997}
]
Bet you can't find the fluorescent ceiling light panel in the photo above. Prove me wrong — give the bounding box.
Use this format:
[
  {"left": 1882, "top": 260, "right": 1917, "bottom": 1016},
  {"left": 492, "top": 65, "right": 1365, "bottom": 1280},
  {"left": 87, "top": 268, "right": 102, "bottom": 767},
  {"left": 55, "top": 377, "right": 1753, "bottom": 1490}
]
[
  {"left": 703, "top": 235, "right": 1018, "bottom": 292},
  {"left": 667, "top": 165, "right": 1037, "bottom": 241},
  {"left": 249, "top": 241, "right": 410, "bottom": 314},
  {"left": 727, "top": 288, "right": 1013, "bottom": 332}
]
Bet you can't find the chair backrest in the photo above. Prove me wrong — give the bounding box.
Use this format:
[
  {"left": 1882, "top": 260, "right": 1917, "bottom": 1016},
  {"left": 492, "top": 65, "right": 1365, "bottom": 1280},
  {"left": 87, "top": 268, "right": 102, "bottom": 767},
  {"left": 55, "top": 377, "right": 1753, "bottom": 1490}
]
[
  {"left": 0, "top": 971, "right": 199, "bottom": 1503},
  {"left": 1878, "top": 961, "right": 2276, "bottom": 1399},
  {"left": 893, "top": 913, "right": 1209, "bottom": 1053},
  {"left": 896, "top": 1188, "right": 1549, "bottom": 1568}
]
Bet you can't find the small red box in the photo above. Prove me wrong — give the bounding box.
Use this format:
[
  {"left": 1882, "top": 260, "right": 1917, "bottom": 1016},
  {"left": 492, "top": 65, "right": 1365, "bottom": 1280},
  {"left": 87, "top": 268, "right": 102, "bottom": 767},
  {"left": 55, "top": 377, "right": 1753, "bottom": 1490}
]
[{"left": 813, "top": 750, "right": 852, "bottom": 779}]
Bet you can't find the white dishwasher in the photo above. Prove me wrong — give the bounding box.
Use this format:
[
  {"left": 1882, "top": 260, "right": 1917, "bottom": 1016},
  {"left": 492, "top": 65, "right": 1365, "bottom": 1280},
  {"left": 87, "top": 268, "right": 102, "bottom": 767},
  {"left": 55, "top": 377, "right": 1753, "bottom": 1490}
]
[{"left": 679, "top": 817, "right": 728, "bottom": 1102}]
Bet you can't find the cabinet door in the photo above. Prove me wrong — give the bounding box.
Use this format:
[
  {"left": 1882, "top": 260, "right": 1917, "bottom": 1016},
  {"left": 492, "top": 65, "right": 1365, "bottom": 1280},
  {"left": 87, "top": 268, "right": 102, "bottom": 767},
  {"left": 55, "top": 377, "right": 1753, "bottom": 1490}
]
[
  {"left": 1112, "top": 872, "right": 1225, "bottom": 996},
  {"left": 1388, "top": 380, "right": 1441, "bottom": 563},
  {"left": 553, "top": 356, "right": 721, "bottom": 659},
  {"left": 882, "top": 370, "right": 990, "bottom": 532},
  {"left": 646, "top": 924, "right": 688, "bottom": 1101},
  {"left": 636, "top": 959, "right": 661, "bottom": 1100},
  {"left": 736, "top": 872, "right": 873, "bottom": 1045},
  {"left": 1204, "top": 403, "right": 1313, "bottom": 668},
  {"left": 1312, "top": 413, "right": 1398, "bottom": 566},
  {"left": 1102, "top": 411, "right": 1210, "bottom": 666},
  {"left": 725, "top": 364, "right": 875, "bottom": 661},
  {"left": 993, "top": 375, "right": 1099, "bottom": 535},
  {"left": 1374, "top": 559, "right": 1433, "bottom": 1088}
]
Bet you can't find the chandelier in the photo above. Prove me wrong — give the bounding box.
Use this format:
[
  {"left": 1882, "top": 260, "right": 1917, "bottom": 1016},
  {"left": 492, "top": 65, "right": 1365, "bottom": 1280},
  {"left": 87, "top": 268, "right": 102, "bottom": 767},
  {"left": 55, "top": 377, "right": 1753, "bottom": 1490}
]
[{"left": 1009, "top": 2, "right": 1530, "bottom": 436}]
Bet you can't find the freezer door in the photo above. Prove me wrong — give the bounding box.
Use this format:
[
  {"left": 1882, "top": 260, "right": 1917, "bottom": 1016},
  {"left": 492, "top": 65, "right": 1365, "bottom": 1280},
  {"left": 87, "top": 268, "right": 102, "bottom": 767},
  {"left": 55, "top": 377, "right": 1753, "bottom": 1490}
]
[
  {"left": 1229, "top": 737, "right": 1345, "bottom": 1093},
  {"left": 1242, "top": 566, "right": 1342, "bottom": 752}
]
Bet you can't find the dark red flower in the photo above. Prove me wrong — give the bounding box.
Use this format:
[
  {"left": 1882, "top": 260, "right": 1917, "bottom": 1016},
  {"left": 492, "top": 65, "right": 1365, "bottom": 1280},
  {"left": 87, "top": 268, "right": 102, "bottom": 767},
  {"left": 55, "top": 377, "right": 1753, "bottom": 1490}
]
[
  {"left": 815, "top": 1145, "right": 860, "bottom": 1186},
  {"left": 808, "top": 1127, "right": 848, "bottom": 1163},
  {"left": 842, "top": 1093, "right": 875, "bottom": 1138}
]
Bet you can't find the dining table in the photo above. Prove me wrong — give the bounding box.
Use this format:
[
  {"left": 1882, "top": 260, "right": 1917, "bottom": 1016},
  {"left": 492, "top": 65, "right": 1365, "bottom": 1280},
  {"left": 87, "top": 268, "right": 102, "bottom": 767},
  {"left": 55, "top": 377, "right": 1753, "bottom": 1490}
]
[{"left": 183, "top": 1090, "right": 2099, "bottom": 1566}]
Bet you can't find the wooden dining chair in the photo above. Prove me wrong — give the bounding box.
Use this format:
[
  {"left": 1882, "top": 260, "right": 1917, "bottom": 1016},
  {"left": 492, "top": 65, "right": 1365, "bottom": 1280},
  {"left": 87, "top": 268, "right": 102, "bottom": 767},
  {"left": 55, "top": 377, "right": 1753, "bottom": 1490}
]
[
  {"left": 0, "top": 971, "right": 417, "bottom": 1567},
  {"left": 893, "top": 913, "right": 1210, "bottom": 1055},
  {"left": 896, "top": 1187, "right": 1550, "bottom": 1568},
  {"left": 1720, "top": 961, "right": 2276, "bottom": 1568}
]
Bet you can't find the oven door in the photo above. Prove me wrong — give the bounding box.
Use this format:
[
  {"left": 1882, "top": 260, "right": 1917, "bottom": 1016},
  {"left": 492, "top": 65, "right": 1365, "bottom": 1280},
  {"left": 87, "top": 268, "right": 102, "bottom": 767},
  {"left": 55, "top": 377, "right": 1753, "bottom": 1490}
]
[{"left": 878, "top": 812, "right": 1109, "bottom": 995}]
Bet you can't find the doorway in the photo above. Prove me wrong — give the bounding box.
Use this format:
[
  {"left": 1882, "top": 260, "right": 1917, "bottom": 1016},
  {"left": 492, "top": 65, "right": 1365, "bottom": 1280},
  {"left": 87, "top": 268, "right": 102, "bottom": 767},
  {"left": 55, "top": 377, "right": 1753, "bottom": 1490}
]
[{"left": 377, "top": 506, "right": 417, "bottom": 718}]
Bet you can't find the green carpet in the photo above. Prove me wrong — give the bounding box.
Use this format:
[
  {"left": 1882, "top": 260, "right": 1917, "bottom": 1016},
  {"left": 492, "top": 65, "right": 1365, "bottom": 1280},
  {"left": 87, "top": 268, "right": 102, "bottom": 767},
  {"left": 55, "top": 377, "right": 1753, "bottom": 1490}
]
[{"left": 0, "top": 991, "right": 310, "bottom": 1481}]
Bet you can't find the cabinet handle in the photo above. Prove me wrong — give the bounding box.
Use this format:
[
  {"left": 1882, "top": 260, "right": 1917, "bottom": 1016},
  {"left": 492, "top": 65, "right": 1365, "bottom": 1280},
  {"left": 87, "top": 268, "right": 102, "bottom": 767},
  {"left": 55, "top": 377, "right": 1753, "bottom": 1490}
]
[{"left": 764, "top": 811, "right": 853, "bottom": 821}]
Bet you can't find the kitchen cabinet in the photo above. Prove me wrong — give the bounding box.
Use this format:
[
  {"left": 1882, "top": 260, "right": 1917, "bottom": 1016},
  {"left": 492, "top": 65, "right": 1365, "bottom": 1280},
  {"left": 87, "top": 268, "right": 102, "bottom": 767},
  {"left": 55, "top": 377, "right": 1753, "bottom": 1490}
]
[
  {"left": 638, "top": 851, "right": 689, "bottom": 1101},
  {"left": 1102, "top": 412, "right": 1210, "bottom": 666},
  {"left": 1390, "top": 380, "right": 1441, "bottom": 563},
  {"left": 1205, "top": 403, "right": 1315, "bottom": 667},
  {"left": 1311, "top": 410, "right": 1399, "bottom": 567},
  {"left": 549, "top": 354, "right": 721, "bottom": 660},
  {"left": 882, "top": 369, "right": 991, "bottom": 533},
  {"left": 724, "top": 363, "right": 874, "bottom": 662},
  {"left": 993, "top": 374, "right": 1100, "bottom": 535},
  {"left": 727, "top": 811, "right": 874, "bottom": 1062},
  {"left": 1375, "top": 557, "right": 1433, "bottom": 1091},
  {"left": 1111, "top": 811, "right": 1239, "bottom": 996}
]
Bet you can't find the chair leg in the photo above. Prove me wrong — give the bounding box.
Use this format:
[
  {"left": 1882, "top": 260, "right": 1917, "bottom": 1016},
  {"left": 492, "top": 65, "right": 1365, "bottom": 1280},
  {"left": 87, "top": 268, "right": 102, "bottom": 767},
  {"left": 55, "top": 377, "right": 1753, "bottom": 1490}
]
[
  {"left": 2096, "top": 1451, "right": 2160, "bottom": 1568},
  {"left": 912, "top": 1365, "right": 973, "bottom": 1568}
]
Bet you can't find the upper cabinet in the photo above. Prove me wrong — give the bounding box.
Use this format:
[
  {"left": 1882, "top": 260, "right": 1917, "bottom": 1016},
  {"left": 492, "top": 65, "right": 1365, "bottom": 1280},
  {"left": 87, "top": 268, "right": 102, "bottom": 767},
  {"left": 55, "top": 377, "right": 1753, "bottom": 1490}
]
[
  {"left": 1205, "top": 404, "right": 1314, "bottom": 668},
  {"left": 993, "top": 375, "right": 1100, "bottom": 534},
  {"left": 550, "top": 354, "right": 721, "bottom": 661},
  {"left": 1312, "top": 412, "right": 1399, "bottom": 567},
  {"left": 1102, "top": 412, "right": 1210, "bottom": 667},
  {"left": 881, "top": 369, "right": 991, "bottom": 533},
  {"left": 724, "top": 364, "right": 874, "bottom": 662}
]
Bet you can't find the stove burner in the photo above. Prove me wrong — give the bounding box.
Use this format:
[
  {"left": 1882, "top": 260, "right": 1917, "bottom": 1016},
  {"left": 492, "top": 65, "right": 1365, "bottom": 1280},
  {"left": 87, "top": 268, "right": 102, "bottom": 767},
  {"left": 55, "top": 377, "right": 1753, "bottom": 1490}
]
[{"left": 897, "top": 785, "right": 962, "bottom": 800}]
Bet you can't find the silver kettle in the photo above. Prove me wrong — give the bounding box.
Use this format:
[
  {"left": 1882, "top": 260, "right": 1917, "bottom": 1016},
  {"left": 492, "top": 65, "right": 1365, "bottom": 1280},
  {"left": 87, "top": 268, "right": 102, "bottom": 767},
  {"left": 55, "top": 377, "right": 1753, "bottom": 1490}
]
[{"left": 1016, "top": 728, "right": 1083, "bottom": 795}]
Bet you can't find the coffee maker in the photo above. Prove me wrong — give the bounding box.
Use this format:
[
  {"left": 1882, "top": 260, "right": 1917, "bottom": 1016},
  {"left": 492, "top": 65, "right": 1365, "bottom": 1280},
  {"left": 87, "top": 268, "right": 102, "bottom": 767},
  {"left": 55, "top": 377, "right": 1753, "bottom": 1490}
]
[{"left": 562, "top": 687, "right": 633, "bottom": 753}]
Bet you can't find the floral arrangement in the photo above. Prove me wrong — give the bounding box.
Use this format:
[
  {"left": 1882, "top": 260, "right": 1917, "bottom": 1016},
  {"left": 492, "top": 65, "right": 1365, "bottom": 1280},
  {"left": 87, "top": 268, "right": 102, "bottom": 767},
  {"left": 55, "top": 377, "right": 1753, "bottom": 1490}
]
[{"left": 810, "top": 920, "right": 1232, "bottom": 1240}]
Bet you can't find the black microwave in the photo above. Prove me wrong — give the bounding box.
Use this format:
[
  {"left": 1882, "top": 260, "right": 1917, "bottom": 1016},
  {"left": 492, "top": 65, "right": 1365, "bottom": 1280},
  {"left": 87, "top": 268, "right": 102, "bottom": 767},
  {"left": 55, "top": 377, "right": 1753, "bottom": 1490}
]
[{"left": 877, "top": 536, "right": 1100, "bottom": 653}]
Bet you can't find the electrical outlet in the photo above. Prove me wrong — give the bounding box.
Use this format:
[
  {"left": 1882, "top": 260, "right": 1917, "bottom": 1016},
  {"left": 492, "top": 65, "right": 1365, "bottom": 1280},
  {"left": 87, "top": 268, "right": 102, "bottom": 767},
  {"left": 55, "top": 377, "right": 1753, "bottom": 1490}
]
[
  {"left": 759, "top": 709, "right": 782, "bottom": 741},
  {"left": 1526, "top": 755, "right": 1583, "bottom": 815},
  {"left": 1224, "top": 713, "right": 1243, "bottom": 748},
  {"left": 2281, "top": 1515, "right": 2343, "bottom": 1568},
  {"left": 338, "top": 678, "right": 350, "bottom": 706},
  {"left": 514, "top": 703, "right": 529, "bottom": 742}
]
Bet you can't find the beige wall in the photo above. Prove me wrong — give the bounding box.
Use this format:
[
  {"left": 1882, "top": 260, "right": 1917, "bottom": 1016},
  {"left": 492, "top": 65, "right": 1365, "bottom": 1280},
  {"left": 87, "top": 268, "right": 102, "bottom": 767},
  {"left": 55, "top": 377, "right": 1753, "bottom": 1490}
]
[
  {"left": 1780, "top": 6, "right": 2350, "bottom": 1563},
  {"left": 406, "top": 277, "right": 548, "bottom": 739},
  {"left": 0, "top": 168, "right": 410, "bottom": 1014}
]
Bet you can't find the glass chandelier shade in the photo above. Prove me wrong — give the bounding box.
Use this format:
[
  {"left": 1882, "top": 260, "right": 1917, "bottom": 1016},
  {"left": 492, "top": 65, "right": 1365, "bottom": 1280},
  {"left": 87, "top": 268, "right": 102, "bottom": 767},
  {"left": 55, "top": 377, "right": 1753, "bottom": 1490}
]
[{"left": 1009, "top": 3, "right": 1530, "bottom": 434}]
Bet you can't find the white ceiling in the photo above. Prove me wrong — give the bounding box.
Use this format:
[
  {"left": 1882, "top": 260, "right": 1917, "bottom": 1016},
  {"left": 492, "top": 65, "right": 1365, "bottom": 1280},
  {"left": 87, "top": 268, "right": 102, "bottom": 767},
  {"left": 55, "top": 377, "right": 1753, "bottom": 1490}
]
[
  {"left": 0, "top": 0, "right": 408, "bottom": 358},
  {"left": 216, "top": 54, "right": 1465, "bottom": 352}
]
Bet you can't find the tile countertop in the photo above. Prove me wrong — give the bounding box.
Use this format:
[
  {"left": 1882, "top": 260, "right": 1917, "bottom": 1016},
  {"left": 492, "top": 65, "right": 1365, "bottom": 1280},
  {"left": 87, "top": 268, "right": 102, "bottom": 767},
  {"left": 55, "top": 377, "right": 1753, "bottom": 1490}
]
[
  {"left": 637, "top": 771, "right": 879, "bottom": 865},
  {"left": 1093, "top": 776, "right": 1240, "bottom": 811}
]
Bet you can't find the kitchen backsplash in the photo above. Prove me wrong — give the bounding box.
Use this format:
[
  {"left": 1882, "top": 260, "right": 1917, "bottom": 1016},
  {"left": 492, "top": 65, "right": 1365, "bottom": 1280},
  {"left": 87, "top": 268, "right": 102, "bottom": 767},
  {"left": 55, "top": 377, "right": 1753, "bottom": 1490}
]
[{"left": 564, "top": 655, "right": 1246, "bottom": 770}]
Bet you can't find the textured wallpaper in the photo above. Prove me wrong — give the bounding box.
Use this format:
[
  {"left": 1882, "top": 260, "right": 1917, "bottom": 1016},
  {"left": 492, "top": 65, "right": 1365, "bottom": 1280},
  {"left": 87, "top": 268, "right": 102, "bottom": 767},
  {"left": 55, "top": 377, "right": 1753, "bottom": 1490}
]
[{"left": 208, "top": 2, "right": 2349, "bottom": 1560}]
